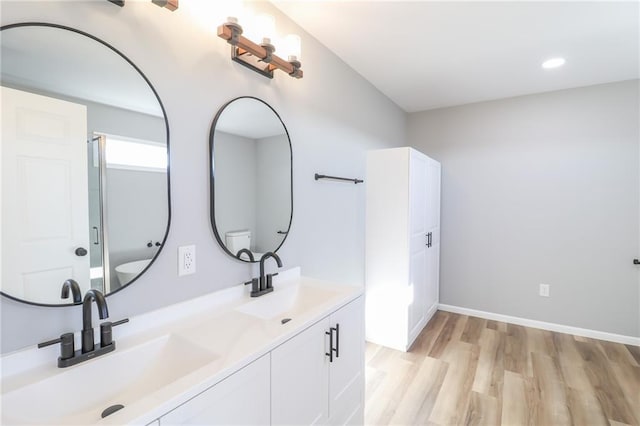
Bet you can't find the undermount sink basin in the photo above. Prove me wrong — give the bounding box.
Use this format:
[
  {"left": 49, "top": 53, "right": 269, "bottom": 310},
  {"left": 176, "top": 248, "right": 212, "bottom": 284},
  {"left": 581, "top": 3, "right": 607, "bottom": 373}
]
[
  {"left": 235, "top": 283, "right": 341, "bottom": 320},
  {"left": 1, "top": 334, "right": 218, "bottom": 425}
]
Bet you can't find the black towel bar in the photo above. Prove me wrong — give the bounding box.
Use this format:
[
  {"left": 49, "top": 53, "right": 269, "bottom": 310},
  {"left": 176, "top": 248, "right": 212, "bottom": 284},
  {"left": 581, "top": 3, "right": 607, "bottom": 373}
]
[{"left": 314, "top": 173, "right": 363, "bottom": 184}]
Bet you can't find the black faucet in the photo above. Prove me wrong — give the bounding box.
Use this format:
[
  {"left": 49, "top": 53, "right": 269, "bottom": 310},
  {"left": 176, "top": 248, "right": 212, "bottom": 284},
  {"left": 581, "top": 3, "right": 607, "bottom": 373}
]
[
  {"left": 81, "top": 289, "right": 109, "bottom": 353},
  {"left": 236, "top": 248, "right": 255, "bottom": 262},
  {"left": 259, "top": 252, "right": 282, "bottom": 291},
  {"left": 61, "top": 279, "right": 82, "bottom": 303},
  {"left": 244, "top": 252, "right": 283, "bottom": 297},
  {"left": 39, "top": 288, "right": 129, "bottom": 368}
]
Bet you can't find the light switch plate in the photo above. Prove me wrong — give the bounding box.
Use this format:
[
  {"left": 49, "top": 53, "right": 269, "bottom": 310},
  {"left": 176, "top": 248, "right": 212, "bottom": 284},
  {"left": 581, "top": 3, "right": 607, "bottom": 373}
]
[{"left": 539, "top": 283, "right": 550, "bottom": 297}]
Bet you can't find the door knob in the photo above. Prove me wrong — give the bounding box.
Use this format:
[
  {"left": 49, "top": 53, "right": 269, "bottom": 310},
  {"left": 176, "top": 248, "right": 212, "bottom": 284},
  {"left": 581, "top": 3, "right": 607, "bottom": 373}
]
[
  {"left": 75, "top": 247, "right": 88, "bottom": 256},
  {"left": 634, "top": 259, "right": 640, "bottom": 265}
]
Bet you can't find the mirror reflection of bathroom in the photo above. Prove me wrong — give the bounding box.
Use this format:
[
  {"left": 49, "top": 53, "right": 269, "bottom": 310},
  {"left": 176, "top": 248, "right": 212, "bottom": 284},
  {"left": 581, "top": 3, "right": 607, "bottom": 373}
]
[
  {"left": 212, "top": 97, "right": 292, "bottom": 262},
  {"left": 0, "top": 25, "right": 169, "bottom": 304},
  {"left": 87, "top": 132, "right": 168, "bottom": 293}
]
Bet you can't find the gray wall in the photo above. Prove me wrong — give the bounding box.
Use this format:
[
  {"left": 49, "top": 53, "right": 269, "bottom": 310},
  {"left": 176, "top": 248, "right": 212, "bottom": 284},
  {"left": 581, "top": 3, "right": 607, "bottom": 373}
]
[
  {"left": 408, "top": 80, "right": 640, "bottom": 337},
  {"left": 213, "top": 130, "right": 258, "bottom": 248},
  {"left": 0, "top": 1, "right": 406, "bottom": 352},
  {"left": 213, "top": 131, "right": 289, "bottom": 255},
  {"left": 106, "top": 168, "right": 168, "bottom": 289},
  {"left": 255, "top": 134, "right": 290, "bottom": 253}
]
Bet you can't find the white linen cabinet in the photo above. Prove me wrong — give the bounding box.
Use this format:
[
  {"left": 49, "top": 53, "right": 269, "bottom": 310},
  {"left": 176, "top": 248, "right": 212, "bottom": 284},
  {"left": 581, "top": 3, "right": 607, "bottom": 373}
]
[{"left": 365, "top": 147, "right": 441, "bottom": 351}]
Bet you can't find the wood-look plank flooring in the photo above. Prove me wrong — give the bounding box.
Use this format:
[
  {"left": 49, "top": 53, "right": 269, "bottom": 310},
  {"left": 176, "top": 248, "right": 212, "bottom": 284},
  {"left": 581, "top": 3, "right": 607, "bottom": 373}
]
[{"left": 365, "top": 311, "right": 640, "bottom": 426}]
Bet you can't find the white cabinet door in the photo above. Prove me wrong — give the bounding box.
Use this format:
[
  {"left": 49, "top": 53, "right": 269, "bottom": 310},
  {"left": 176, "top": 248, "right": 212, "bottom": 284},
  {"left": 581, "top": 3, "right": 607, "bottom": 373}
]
[
  {"left": 408, "top": 150, "right": 429, "bottom": 342},
  {"left": 426, "top": 230, "right": 440, "bottom": 312},
  {"left": 425, "top": 160, "right": 441, "bottom": 312},
  {"left": 1, "top": 87, "right": 90, "bottom": 303},
  {"left": 426, "top": 159, "right": 441, "bottom": 230},
  {"left": 329, "top": 297, "right": 364, "bottom": 426},
  {"left": 160, "top": 355, "right": 270, "bottom": 425},
  {"left": 272, "top": 317, "right": 331, "bottom": 426}
]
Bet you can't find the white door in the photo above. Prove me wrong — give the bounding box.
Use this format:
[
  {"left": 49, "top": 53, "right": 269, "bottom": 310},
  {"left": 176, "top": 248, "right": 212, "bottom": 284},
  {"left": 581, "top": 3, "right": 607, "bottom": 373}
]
[
  {"left": 160, "top": 355, "right": 270, "bottom": 425},
  {"left": 408, "top": 150, "right": 429, "bottom": 341},
  {"left": 329, "top": 297, "right": 365, "bottom": 425},
  {"left": 271, "top": 317, "right": 330, "bottom": 425},
  {"left": 1, "top": 87, "right": 90, "bottom": 303}
]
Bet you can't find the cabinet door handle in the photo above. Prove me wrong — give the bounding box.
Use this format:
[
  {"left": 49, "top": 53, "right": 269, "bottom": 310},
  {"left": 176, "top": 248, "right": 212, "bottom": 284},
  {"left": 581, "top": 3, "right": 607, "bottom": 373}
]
[
  {"left": 325, "top": 329, "right": 334, "bottom": 362},
  {"left": 334, "top": 323, "right": 340, "bottom": 358}
]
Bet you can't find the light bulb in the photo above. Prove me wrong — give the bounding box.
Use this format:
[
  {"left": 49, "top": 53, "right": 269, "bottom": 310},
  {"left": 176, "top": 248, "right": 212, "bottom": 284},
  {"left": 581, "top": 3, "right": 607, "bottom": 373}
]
[
  {"left": 282, "top": 34, "right": 302, "bottom": 62},
  {"left": 223, "top": 0, "right": 245, "bottom": 25},
  {"left": 254, "top": 13, "right": 275, "bottom": 45}
]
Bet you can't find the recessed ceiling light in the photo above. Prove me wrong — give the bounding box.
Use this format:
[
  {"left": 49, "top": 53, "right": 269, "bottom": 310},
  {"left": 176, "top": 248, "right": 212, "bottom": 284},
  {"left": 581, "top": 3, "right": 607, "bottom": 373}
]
[{"left": 542, "top": 57, "right": 566, "bottom": 69}]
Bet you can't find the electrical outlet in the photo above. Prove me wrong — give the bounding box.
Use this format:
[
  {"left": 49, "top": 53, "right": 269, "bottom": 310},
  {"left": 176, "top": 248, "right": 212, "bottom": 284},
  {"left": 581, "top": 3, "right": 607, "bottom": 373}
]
[
  {"left": 178, "top": 245, "right": 196, "bottom": 276},
  {"left": 539, "top": 283, "right": 550, "bottom": 297}
]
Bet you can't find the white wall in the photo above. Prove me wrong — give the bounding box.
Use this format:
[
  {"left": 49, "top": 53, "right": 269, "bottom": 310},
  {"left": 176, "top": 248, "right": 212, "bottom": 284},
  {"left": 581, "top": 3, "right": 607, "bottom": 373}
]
[
  {"left": 408, "top": 80, "right": 640, "bottom": 337},
  {"left": 0, "top": 1, "right": 405, "bottom": 352}
]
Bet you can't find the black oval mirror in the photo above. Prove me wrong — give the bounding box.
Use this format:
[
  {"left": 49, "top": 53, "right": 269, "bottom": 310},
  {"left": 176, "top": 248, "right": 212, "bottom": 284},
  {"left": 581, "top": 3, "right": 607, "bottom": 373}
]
[{"left": 210, "top": 97, "right": 292, "bottom": 262}]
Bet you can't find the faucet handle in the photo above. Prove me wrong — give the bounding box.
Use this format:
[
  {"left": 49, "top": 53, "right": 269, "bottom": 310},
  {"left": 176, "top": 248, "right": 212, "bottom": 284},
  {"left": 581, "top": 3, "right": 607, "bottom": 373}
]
[
  {"left": 100, "top": 318, "right": 129, "bottom": 348},
  {"left": 266, "top": 272, "right": 279, "bottom": 289},
  {"left": 38, "top": 332, "right": 75, "bottom": 360},
  {"left": 244, "top": 278, "right": 260, "bottom": 294}
]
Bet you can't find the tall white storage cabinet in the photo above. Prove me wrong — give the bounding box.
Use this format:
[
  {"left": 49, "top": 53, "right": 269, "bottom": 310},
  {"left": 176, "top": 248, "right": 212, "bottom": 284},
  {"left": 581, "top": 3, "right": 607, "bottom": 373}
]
[{"left": 365, "top": 147, "right": 441, "bottom": 351}]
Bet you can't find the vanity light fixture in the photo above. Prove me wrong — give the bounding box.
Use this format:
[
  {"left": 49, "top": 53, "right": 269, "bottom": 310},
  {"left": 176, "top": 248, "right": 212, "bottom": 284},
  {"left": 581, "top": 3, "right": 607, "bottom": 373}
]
[
  {"left": 152, "top": 0, "right": 179, "bottom": 11},
  {"left": 217, "top": 16, "right": 303, "bottom": 79},
  {"left": 106, "top": 0, "right": 178, "bottom": 11}
]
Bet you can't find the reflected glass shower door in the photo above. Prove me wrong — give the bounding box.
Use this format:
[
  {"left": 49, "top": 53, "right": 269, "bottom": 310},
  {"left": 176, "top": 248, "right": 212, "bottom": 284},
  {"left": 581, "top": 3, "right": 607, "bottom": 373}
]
[{"left": 87, "top": 135, "right": 109, "bottom": 293}]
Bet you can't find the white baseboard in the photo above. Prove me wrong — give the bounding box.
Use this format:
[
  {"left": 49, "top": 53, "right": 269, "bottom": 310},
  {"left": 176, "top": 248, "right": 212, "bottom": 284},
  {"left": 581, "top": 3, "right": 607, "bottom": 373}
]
[{"left": 438, "top": 304, "right": 640, "bottom": 347}]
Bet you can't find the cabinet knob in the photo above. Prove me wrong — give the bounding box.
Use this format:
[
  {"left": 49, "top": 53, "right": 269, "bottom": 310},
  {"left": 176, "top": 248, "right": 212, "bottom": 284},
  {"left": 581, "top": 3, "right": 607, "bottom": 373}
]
[
  {"left": 634, "top": 259, "right": 640, "bottom": 265},
  {"left": 75, "top": 247, "right": 88, "bottom": 256}
]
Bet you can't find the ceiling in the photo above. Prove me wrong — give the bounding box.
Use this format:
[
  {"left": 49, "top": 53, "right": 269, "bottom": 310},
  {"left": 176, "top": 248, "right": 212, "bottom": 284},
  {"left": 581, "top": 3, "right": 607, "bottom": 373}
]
[{"left": 273, "top": 1, "right": 640, "bottom": 113}]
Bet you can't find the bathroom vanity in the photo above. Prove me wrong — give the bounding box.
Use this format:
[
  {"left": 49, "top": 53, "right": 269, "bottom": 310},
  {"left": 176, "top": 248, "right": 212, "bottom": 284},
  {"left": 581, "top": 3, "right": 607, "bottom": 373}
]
[{"left": 0, "top": 270, "right": 364, "bottom": 425}]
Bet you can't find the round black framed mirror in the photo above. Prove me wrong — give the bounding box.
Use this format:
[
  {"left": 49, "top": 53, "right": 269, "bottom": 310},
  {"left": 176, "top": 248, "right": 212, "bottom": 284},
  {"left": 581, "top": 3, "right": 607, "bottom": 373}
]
[
  {"left": 0, "top": 23, "right": 171, "bottom": 306},
  {"left": 210, "top": 97, "right": 292, "bottom": 263}
]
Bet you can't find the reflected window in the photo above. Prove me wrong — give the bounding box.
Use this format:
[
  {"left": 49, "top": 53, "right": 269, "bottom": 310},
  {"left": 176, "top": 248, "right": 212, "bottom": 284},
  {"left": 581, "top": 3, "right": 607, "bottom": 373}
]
[{"left": 104, "top": 135, "right": 167, "bottom": 172}]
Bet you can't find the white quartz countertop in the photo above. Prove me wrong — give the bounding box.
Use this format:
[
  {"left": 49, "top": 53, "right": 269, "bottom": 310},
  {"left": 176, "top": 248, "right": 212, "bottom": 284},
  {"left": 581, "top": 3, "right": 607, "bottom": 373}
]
[{"left": 0, "top": 269, "right": 363, "bottom": 425}]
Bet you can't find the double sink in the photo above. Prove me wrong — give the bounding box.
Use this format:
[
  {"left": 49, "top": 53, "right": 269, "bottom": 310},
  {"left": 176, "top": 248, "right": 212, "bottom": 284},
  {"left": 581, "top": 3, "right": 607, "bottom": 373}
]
[{"left": 1, "top": 278, "right": 347, "bottom": 425}]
